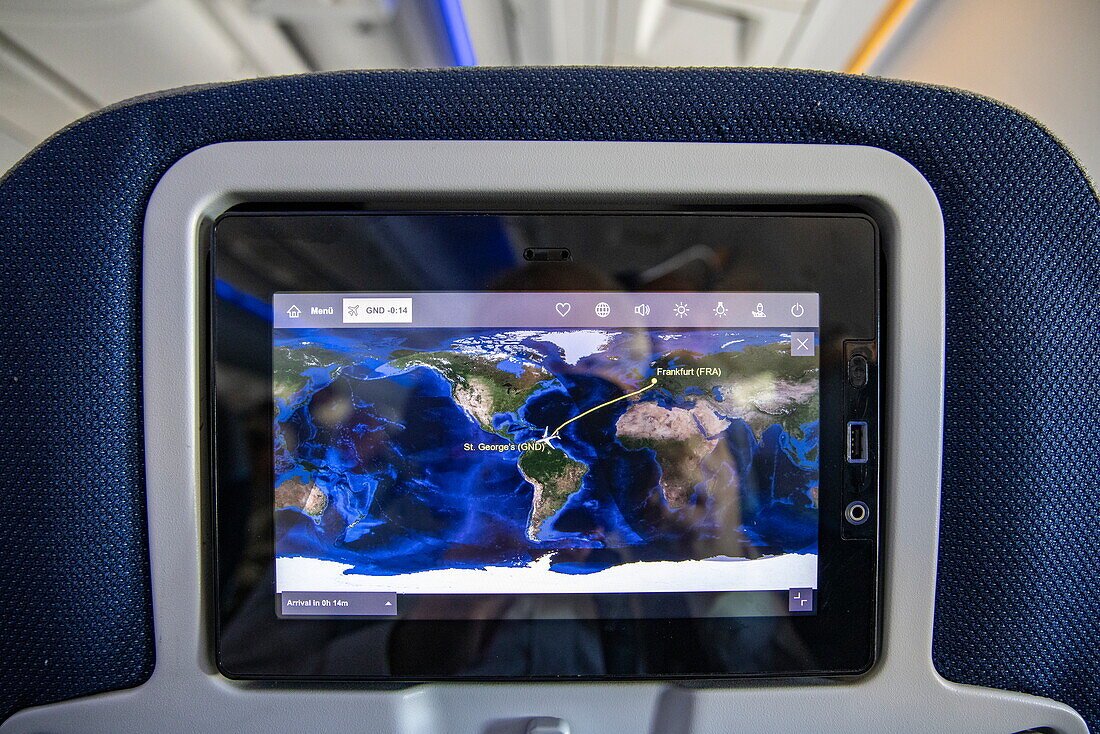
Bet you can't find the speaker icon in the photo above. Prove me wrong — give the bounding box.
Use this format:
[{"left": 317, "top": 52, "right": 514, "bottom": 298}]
[{"left": 634, "top": 304, "right": 651, "bottom": 316}]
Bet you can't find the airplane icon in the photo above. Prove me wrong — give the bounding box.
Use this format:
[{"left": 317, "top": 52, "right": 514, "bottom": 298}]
[{"left": 534, "top": 426, "right": 557, "bottom": 447}]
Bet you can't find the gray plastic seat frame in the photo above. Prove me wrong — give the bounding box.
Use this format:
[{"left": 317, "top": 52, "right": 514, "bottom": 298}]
[{"left": 1, "top": 141, "right": 1086, "bottom": 734}]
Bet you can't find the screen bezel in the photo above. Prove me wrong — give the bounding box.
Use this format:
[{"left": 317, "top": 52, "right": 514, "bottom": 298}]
[{"left": 210, "top": 209, "right": 880, "bottom": 681}]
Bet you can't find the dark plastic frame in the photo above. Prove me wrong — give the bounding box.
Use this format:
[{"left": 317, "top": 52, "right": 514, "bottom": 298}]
[{"left": 210, "top": 210, "right": 881, "bottom": 681}]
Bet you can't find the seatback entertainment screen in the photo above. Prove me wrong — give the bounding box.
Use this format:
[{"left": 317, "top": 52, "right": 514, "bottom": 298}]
[{"left": 270, "top": 291, "right": 820, "bottom": 618}]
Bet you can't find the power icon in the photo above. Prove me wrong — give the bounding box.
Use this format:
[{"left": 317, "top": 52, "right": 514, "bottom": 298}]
[{"left": 791, "top": 302, "right": 805, "bottom": 318}]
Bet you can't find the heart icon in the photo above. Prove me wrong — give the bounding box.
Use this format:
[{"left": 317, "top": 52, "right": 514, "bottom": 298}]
[{"left": 555, "top": 302, "right": 571, "bottom": 317}]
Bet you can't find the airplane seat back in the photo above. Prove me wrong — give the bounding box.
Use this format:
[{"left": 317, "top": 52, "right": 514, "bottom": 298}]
[{"left": 0, "top": 67, "right": 1097, "bottom": 728}]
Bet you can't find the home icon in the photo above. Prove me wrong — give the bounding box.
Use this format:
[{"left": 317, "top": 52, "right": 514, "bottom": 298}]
[{"left": 286, "top": 305, "right": 301, "bottom": 318}]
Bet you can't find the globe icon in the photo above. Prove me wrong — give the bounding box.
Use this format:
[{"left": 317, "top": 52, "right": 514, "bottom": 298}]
[{"left": 595, "top": 301, "right": 611, "bottom": 318}]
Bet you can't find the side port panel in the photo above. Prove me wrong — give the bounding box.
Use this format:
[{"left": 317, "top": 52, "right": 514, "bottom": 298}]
[{"left": 843, "top": 340, "right": 878, "bottom": 539}]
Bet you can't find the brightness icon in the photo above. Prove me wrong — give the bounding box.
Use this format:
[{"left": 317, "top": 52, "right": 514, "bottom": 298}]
[{"left": 673, "top": 302, "right": 690, "bottom": 318}]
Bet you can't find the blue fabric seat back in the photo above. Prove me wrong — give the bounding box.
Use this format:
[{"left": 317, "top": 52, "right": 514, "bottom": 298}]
[{"left": 0, "top": 68, "right": 1097, "bottom": 728}]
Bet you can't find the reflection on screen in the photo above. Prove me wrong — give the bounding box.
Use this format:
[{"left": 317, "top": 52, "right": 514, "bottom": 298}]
[{"left": 272, "top": 295, "right": 819, "bottom": 619}]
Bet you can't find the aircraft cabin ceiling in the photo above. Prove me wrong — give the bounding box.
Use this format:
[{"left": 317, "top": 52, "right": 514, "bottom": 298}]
[
  {"left": 0, "top": 0, "right": 899, "bottom": 171},
  {"left": 0, "top": 0, "right": 1097, "bottom": 180}
]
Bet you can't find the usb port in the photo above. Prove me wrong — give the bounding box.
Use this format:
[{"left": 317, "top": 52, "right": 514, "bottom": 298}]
[{"left": 847, "top": 421, "right": 869, "bottom": 464}]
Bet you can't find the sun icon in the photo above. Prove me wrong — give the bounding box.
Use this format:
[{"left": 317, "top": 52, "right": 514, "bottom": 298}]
[{"left": 673, "top": 302, "right": 690, "bottom": 318}]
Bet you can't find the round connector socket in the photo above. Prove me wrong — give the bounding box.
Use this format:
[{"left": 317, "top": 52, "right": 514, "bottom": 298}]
[{"left": 845, "top": 500, "right": 870, "bottom": 525}]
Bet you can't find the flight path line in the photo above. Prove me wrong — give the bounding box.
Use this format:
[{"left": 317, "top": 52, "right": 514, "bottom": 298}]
[{"left": 547, "top": 377, "right": 659, "bottom": 440}]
